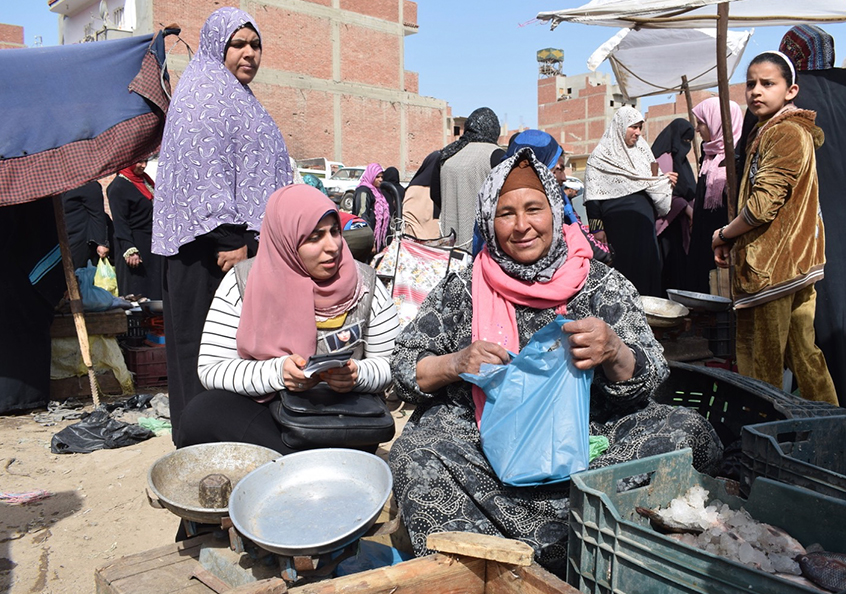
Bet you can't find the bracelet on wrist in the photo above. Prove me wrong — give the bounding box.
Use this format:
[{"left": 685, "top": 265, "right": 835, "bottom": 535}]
[{"left": 718, "top": 227, "right": 734, "bottom": 244}]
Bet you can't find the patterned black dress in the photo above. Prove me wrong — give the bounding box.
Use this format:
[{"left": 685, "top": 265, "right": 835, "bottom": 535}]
[{"left": 389, "top": 261, "right": 722, "bottom": 575}]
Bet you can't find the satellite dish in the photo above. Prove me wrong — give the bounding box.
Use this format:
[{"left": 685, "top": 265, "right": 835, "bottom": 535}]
[{"left": 98, "top": 0, "right": 109, "bottom": 23}]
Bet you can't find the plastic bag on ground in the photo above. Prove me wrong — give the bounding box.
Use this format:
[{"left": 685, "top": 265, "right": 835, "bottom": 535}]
[
  {"left": 461, "top": 315, "right": 592, "bottom": 487},
  {"left": 50, "top": 406, "right": 155, "bottom": 454}
]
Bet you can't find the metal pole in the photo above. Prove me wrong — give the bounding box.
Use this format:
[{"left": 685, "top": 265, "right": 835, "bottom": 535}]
[
  {"left": 52, "top": 195, "right": 101, "bottom": 407},
  {"left": 681, "top": 75, "right": 701, "bottom": 175},
  {"left": 716, "top": 2, "right": 738, "bottom": 221}
]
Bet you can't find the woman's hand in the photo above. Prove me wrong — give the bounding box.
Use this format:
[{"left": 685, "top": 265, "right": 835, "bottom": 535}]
[
  {"left": 714, "top": 244, "right": 731, "bottom": 268},
  {"left": 282, "top": 355, "right": 319, "bottom": 392},
  {"left": 562, "top": 318, "right": 635, "bottom": 382},
  {"left": 125, "top": 253, "right": 142, "bottom": 268},
  {"left": 320, "top": 360, "right": 358, "bottom": 393},
  {"left": 96, "top": 245, "right": 110, "bottom": 259},
  {"left": 451, "top": 341, "right": 511, "bottom": 377},
  {"left": 666, "top": 172, "right": 679, "bottom": 187},
  {"left": 217, "top": 245, "right": 249, "bottom": 272},
  {"left": 416, "top": 341, "right": 510, "bottom": 393}
]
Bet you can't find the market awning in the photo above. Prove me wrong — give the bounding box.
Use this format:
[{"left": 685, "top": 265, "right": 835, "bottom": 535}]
[
  {"left": 539, "top": 0, "right": 846, "bottom": 29},
  {"left": 587, "top": 27, "right": 752, "bottom": 100},
  {"left": 0, "top": 29, "right": 175, "bottom": 207}
]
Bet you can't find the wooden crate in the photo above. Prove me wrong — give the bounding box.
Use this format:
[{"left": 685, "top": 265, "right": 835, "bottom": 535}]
[
  {"left": 51, "top": 309, "right": 128, "bottom": 338},
  {"left": 95, "top": 532, "right": 578, "bottom": 594}
]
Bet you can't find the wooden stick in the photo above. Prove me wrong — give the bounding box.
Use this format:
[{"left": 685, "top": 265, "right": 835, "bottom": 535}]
[
  {"left": 715, "top": 3, "right": 738, "bottom": 221},
  {"left": 52, "top": 195, "right": 101, "bottom": 407},
  {"left": 681, "top": 75, "right": 701, "bottom": 176}
]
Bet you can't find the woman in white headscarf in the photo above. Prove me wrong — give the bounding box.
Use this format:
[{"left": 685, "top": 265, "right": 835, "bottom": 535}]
[{"left": 584, "top": 107, "right": 674, "bottom": 297}]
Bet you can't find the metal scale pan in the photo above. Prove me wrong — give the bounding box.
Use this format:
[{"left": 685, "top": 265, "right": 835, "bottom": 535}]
[{"left": 227, "top": 448, "right": 392, "bottom": 557}]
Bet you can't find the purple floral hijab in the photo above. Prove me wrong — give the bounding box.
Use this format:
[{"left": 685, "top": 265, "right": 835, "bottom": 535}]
[{"left": 152, "top": 7, "right": 292, "bottom": 256}]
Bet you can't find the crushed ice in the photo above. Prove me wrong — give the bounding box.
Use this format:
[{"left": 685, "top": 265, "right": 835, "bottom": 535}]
[{"left": 655, "top": 485, "right": 805, "bottom": 576}]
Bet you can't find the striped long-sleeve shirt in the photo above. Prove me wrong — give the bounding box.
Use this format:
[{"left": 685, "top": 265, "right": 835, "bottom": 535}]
[{"left": 197, "top": 269, "right": 400, "bottom": 397}]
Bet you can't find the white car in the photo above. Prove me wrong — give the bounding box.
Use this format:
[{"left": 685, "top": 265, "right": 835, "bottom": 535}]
[
  {"left": 323, "top": 166, "right": 366, "bottom": 211},
  {"left": 296, "top": 157, "right": 344, "bottom": 181}
]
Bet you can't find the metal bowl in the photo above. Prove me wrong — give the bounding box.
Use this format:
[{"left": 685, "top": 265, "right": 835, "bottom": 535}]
[
  {"left": 641, "top": 296, "right": 690, "bottom": 328},
  {"left": 228, "top": 448, "right": 392, "bottom": 557},
  {"left": 147, "top": 442, "right": 281, "bottom": 524},
  {"left": 140, "top": 300, "right": 164, "bottom": 315},
  {"left": 666, "top": 289, "right": 732, "bottom": 312}
]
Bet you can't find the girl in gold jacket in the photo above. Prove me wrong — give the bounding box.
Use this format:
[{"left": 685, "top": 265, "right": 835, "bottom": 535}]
[{"left": 711, "top": 50, "right": 837, "bottom": 406}]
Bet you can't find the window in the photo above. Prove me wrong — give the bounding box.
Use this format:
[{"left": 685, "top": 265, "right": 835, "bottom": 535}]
[
  {"left": 610, "top": 100, "right": 615, "bottom": 107},
  {"left": 113, "top": 7, "right": 124, "bottom": 28},
  {"left": 453, "top": 126, "right": 461, "bottom": 136}
]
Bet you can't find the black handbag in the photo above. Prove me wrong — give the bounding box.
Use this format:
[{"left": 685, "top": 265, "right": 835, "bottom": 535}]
[{"left": 270, "top": 385, "right": 395, "bottom": 450}]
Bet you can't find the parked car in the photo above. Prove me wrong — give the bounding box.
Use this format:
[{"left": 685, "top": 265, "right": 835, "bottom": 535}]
[
  {"left": 323, "top": 166, "right": 366, "bottom": 211},
  {"left": 296, "top": 157, "right": 344, "bottom": 181}
]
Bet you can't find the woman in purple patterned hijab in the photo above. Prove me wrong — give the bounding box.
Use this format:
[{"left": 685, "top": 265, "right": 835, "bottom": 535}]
[{"left": 153, "top": 7, "right": 293, "bottom": 441}]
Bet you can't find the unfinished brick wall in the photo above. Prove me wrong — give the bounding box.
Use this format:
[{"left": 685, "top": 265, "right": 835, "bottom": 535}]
[
  {"left": 0, "top": 23, "right": 25, "bottom": 49},
  {"left": 152, "top": 0, "right": 445, "bottom": 179}
]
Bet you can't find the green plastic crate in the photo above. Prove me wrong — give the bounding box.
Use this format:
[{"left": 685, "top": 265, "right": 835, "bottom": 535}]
[
  {"left": 740, "top": 415, "right": 846, "bottom": 500},
  {"left": 567, "top": 449, "right": 846, "bottom": 594}
]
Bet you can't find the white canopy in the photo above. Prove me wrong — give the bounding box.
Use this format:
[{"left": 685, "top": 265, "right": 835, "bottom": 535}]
[
  {"left": 538, "top": 0, "right": 846, "bottom": 29},
  {"left": 587, "top": 27, "right": 752, "bottom": 99}
]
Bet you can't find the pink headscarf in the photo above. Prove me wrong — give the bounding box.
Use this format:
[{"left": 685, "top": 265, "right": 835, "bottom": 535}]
[
  {"left": 692, "top": 97, "right": 744, "bottom": 210},
  {"left": 236, "top": 185, "right": 362, "bottom": 360},
  {"left": 358, "top": 163, "right": 390, "bottom": 250},
  {"left": 470, "top": 223, "right": 592, "bottom": 426}
]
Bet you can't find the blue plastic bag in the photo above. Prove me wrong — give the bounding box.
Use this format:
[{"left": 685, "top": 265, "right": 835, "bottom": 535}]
[
  {"left": 461, "top": 315, "right": 592, "bottom": 487},
  {"left": 75, "top": 263, "right": 118, "bottom": 312}
]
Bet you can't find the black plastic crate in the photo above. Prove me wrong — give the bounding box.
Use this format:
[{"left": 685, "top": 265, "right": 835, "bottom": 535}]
[
  {"left": 700, "top": 310, "right": 735, "bottom": 359},
  {"left": 653, "top": 361, "right": 843, "bottom": 447},
  {"left": 740, "top": 415, "right": 846, "bottom": 499}
]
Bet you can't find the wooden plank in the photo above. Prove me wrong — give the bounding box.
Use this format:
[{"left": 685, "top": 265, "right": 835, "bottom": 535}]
[
  {"left": 228, "top": 579, "right": 288, "bottom": 594},
  {"left": 95, "top": 535, "right": 219, "bottom": 594},
  {"left": 287, "top": 553, "right": 485, "bottom": 594},
  {"left": 426, "top": 532, "right": 534, "bottom": 566},
  {"left": 51, "top": 309, "right": 128, "bottom": 338},
  {"left": 51, "top": 370, "right": 124, "bottom": 400},
  {"left": 484, "top": 561, "right": 579, "bottom": 594}
]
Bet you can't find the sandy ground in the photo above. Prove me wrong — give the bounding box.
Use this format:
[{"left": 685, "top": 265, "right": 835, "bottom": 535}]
[{"left": 0, "top": 397, "right": 411, "bottom": 594}]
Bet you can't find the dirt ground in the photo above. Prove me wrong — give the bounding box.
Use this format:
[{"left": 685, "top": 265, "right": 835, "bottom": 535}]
[
  {"left": 0, "top": 404, "right": 176, "bottom": 594},
  {"left": 0, "top": 397, "right": 411, "bottom": 593}
]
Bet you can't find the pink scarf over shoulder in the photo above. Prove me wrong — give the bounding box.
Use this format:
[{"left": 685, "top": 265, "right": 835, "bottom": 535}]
[{"left": 470, "top": 222, "right": 593, "bottom": 426}]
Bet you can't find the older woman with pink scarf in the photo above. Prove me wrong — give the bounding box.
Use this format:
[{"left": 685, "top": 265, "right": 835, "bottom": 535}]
[
  {"left": 352, "top": 163, "right": 392, "bottom": 252},
  {"left": 388, "top": 148, "right": 722, "bottom": 576},
  {"left": 687, "top": 97, "right": 744, "bottom": 294},
  {"left": 176, "top": 184, "right": 400, "bottom": 453}
]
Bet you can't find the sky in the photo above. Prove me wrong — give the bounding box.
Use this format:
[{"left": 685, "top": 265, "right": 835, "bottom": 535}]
[{"left": 4, "top": 1, "right": 846, "bottom": 129}]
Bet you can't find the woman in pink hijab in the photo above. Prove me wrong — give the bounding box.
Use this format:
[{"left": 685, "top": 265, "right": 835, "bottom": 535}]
[
  {"left": 175, "top": 184, "right": 400, "bottom": 454},
  {"left": 687, "top": 97, "right": 744, "bottom": 294},
  {"left": 352, "top": 163, "right": 391, "bottom": 252}
]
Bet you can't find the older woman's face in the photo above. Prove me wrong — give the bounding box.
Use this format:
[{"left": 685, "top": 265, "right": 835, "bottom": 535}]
[
  {"left": 624, "top": 122, "right": 643, "bottom": 147},
  {"left": 224, "top": 27, "right": 262, "bottom": 85},
  {"left": 297, "top": 214, "right": 343, "bottom": 281},
  {"left": 494, "top": 187, "right": 554, "bottom": 264}
]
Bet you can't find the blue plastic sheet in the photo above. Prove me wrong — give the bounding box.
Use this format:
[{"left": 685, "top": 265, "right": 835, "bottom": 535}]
[{"left": 461, "top": 315, "right": 592, "bottom": 487}]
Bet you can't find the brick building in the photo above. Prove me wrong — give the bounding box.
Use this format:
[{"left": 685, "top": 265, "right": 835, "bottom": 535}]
[
  {"left": 0, "top": 23, "right": 26, "bottom": 50},
  {"left": 538, "top": 71, "right": 639, "bottom": 174},
  {"left": 539, "top": 70, "right": 746, "bottom": 174},
  {"left": 47, "top": 0, "right": 450, "bottom": 179}
]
